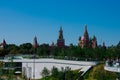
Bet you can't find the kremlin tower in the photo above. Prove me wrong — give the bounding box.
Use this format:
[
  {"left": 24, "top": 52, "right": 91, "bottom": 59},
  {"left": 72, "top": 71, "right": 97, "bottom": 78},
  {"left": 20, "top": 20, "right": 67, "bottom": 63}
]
[
  {"left": 33, "top": 36, "right": 38, "bottom": 48},
  {"left": 57, "top": 26, "right": 65, "bottom": 47},
  {"left": 0, "top": 39, "right": 7, "bottom": 48}
]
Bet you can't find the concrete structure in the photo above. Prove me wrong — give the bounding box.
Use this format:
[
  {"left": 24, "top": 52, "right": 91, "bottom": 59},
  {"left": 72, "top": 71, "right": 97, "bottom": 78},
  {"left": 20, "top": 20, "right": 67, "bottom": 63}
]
[
  {"left": 104, "top": 66, "right": 120, "bottom": 73},
  {"left": 1, "top": 58, "right": 98, "bottom": 79},
  {"left": 104, "top": 60, "right": 120, "bottom": 73},
  {"left": 104, "top": 61, "right": 120, "bottom": 80}
]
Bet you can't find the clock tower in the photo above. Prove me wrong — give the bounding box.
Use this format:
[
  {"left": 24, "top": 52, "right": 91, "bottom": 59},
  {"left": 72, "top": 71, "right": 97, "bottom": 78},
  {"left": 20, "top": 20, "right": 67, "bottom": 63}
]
[{"left": 57, "top": 26, "right": 65, "bottom": 47}]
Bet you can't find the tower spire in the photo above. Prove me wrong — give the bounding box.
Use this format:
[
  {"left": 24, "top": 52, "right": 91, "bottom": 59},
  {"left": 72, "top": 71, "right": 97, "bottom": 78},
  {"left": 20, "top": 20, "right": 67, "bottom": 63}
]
[
  {"left": 78, "top": 25, "right": 98, "bottom": 48},
  {"left": 2, "top": 39, "right": 7, "bottom": 48},
  {"left": 84, "top": 24, "right": 88, "bottom": 37},
  {"left": 59, "top": 26, "right": 63, "bottom": 39},
  {"left": 83, "top": 24, "right": 89, "bottom": 47},
  {"left": 57, "top": 26, "right": 65, "bottom": 47},
  {"left": 33, "top": 36, "right": 38, "bottom": 48}
]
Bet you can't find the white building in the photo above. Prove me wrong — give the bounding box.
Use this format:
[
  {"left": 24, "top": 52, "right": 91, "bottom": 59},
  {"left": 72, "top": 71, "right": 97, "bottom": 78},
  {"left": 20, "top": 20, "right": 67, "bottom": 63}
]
[{"left": 2, "top": 58, "right": 98, "bottom": 79}]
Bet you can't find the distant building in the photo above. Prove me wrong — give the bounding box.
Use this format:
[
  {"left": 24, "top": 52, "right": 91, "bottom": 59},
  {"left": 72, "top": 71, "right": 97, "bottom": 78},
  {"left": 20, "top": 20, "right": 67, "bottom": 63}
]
[
  {"left": 78, "top": 25, "right": 97, "bottom": 48},
  {"left": 51, "top": 42, "right": 56, "bottom": 47},
  {"left": 102, "top": 42, "right": 106, "bottom": 49},
  {"left": 91, "top": 35, "right": 97, "bottom": 48},
  {"left": 0, "top": 39, "right": 7, "bottom": 48},
  {"left": 57, "top": 26, "right": 65, "bottom": 47},
  {"left": 33, "top": 36, "right": 38, "bottom": 48}
]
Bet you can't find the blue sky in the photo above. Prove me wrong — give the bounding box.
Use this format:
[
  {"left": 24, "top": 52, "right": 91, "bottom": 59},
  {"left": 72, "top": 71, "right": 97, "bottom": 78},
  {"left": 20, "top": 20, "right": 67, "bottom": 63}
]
[{"left": 0, "top": 0, "right": 120, "bottom": 46}]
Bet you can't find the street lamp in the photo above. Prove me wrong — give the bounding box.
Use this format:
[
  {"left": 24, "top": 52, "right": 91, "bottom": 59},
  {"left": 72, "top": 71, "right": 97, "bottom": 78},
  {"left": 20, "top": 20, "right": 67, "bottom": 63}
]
[
  {"left": 33, "top": 48, "right": 36, "bottom": 80},
  {"left": 33, "top": 36, "right": 38, "bottom": 80}
]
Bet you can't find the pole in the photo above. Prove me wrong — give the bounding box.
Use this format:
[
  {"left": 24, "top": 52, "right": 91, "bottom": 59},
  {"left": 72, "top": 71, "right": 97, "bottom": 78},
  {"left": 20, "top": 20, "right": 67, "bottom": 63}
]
[
  {"left": 33, "top": 36, "right": 37, "bottom": 80},
  {"left": 33, "top": 48, "right": 36, "bottom": 80}
]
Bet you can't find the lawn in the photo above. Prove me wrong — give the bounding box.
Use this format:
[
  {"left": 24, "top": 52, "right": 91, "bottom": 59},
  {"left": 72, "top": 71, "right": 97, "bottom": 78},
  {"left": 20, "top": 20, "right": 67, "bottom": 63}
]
[{"left": 84, "top": 63, "right": 117, "bottom": 80}]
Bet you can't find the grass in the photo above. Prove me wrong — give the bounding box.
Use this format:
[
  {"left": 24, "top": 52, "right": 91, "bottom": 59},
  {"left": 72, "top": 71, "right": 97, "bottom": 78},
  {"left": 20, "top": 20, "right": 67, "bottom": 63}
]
[{"left": 84, "top": 63, "right": 117, "bottom": 80}]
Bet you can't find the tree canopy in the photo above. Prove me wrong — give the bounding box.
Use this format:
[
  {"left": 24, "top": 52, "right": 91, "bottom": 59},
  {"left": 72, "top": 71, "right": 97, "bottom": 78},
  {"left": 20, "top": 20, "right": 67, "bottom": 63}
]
[{"left": 0, "top": 42, "right": 120, "bottom": 61}]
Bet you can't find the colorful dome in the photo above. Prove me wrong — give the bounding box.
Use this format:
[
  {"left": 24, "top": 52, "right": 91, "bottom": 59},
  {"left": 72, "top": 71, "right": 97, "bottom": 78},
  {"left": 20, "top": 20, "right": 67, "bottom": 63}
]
[{"left": 81, "top": 36, "right": 84, "bottom": 41}]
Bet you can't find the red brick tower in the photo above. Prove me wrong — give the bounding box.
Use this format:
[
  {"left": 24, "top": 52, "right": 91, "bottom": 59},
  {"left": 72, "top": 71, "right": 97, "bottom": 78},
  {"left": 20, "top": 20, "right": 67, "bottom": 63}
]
[
  {"left": 33, "top": 36, "right": 38, "bottom": 48},
  {"left": 57, "top": 26, "right": 65, "bottom": 47}
]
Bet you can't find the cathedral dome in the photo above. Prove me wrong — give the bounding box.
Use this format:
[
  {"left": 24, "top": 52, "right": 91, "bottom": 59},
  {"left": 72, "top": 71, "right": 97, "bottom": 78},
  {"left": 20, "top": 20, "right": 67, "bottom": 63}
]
[{"left": 81, "top": 36, "right": 84, "bottom": 41}]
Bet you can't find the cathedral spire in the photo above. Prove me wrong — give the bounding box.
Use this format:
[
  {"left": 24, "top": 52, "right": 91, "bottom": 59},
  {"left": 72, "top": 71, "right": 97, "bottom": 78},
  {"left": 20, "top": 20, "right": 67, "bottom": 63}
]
[
  {"left": 78, "top": 25, "right": 98, "bottom": 48},
  {"left": 84, "top": 24, "right": 89, "bottom": 37},
  {"left": 83, "top": 24, "right": 89, "bottom": 47},
  {"left": 91, "top": 35, "right": 97, "bottom": 48}
]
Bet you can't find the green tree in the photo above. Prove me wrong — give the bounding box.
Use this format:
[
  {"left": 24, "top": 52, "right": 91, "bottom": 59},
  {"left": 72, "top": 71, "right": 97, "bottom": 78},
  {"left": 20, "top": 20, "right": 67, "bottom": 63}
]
[
  {"left": 41, "top": 67, "right": 50, "bottom": 80},
  {"left": 51, "top": 66, "right": 59, "bottom": 80},
  {"left": 6, "top": 44, "right": 19, "bottom": 54},
  {"left": 19, "top": 43, "right": 32, "bottom": 54}
]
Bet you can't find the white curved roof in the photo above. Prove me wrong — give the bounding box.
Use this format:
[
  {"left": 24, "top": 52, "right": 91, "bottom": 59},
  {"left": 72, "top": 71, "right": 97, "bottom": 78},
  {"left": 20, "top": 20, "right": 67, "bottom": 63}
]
[{"left": 104, "top": 66, "right": 120, "bottom": 73}]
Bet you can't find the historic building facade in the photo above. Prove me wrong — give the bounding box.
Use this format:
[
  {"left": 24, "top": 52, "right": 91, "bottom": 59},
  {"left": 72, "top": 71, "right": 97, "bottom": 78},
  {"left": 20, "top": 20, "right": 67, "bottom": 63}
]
[
  {"left": 78, "top": 25, "right": 97, "bottom": 48},
  {"left": 57, "top": 26, "right": 65, "bottom": 47}
]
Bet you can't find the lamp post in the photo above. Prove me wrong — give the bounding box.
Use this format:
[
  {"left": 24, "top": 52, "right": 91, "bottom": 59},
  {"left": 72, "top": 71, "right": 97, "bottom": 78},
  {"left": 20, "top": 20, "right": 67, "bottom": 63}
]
[
  {"left": 33, "top": 48, "right": 36, "bottom": 80},
  {"left": 33, "top": 36, "right": 38, "bottom": 80}
]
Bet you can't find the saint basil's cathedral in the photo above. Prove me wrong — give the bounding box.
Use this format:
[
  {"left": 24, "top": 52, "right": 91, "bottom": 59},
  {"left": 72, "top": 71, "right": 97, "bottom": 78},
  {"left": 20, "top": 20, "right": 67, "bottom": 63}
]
[{"left": 78, "top": 25, "right": 97, "bottom": 48}]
